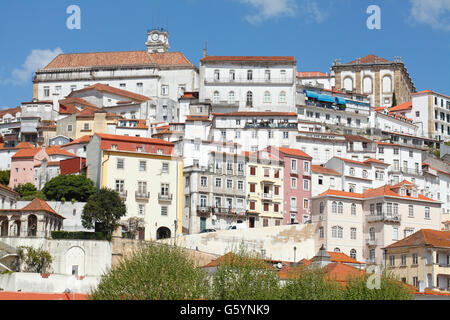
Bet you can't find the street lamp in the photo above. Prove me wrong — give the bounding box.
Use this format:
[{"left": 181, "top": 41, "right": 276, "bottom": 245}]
[{"left": 293, "top": 246, "right": 297, "bottom": 264}]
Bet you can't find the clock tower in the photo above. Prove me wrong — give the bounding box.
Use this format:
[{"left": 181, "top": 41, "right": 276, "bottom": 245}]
[{"left": 146, "top": 28, "right": 170, "bottom": 53}]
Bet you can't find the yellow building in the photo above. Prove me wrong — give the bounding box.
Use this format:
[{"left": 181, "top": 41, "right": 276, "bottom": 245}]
[
  {"left": 86, "top": 133, "right": 183, "bottom": 240},
  {"left": 384, "top": 229, "right": 450, "bottom": 293},
  {"left": 244, "top": 151, "right": 284, "bottom": 228}
]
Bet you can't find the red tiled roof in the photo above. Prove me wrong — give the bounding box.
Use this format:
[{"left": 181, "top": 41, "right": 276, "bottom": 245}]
[
  {"left": 346, "top": 54, "right": 390, "bottom": 65},
  {"left": 44, "top": 51, "right": 194, "bottom": 69},
  {"left": 277, "top": 147, "right": 312, "bottom": 160},
  {"left": 328, "top": 252, "right": 364, "bottom": 265},
  {"left": 22, "top": 198, "right": 58, "bottom": 215},
  {"left": 318, "top": 189, "right": 365, "bottom": 199},
  {"left": 297, "top": 71, "right": 328, "bottom": 78},
  {"left": 45, "top": 147, "right": 77, "bottom": 157},
  {"left": 311, "top": 165, "right": 341, "bottom": 176},
  {"left": 389, "top": 101, "right": 412, "bottom": 112},
  {"left": 344, "top": 135, "right": 373, "bottom": 143},
  {"left": 186, "top": 115, "right": 210, "bottom": 122},
  {"left": 96, "top": 133, "right": 174, "bottom": 146},
  {"left": 0, "top": 107, "right": 21, "bottom": 117},
  {"left": 412, "top": 90, "right": 450, "bottom": 99},
  {"left": 63, "top": 135, "right": 92, "bottom": 147},
  {"left": 385, "top": 229, "right": 450, "bottom": 249},
  {"left": 69, "top": 83, "right": 151, "bottom": 103},
  {"left": 0, "top": 292, "right": 88, "bottom": 300},
  {"left": 201, "top": 56, "right": 295, "bottom": 63},
  {"left": 12, "top": 148, "right": 41, "bottom": 159}
]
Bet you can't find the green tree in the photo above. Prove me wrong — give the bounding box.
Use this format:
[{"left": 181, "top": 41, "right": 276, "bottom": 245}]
[
  {"left": 42, "top": 174, "right": 96, "bottom": 202},
  {"left": 0, "top": 170, "right": 10, "bottom": 186},
  {"left": 17, "top": 246, "right": 53, "bottom": 274},
  {"left": 90, "top": 244, "right": 209, "bottom": 300},
  {"left": 392, "top": 91, "right": 397, "bottom": 107},
  {"left": 209, "top": 249, "right": 282, "bottom": 300},
  {"left": 82, "top": 188, "right": 126, "bottom": 237}
]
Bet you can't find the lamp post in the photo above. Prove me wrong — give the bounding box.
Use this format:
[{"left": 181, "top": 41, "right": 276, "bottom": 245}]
[{"left": 293, "top": 246, "right": 297, "bottom": 264}]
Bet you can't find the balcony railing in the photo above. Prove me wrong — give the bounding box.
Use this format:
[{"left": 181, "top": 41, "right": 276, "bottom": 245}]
[
  {"left": 366, "top": 239, "right": 377, "bottom": 246},
  {"left": 212, "top": 207, "right": 245, "bottom": 216},
  {"left": 389, "top": 167, "right": 423, "bottom": 176},
  {"left": 135, "top": 191, "right": 150, "bottom": 201},
  {"left": 245, "top": 122, "right": 298, "bottom": 129},
  {"left": 367, "top": 214, "right": 401, "bottom": 223},
  {"left": 262, "top": 193, "right": 273, "bottom": 200},
  {"left": 117, "top": 190, "right": 128, "bottom": 200},
  {"left": 204, "top": 77, "right": 294, "bottom": 85},
  {"left": 197, "top": 206, "right": 212, "bottom": 216},
  {"left": 158, "top": 193, "right": 173, "bottom": 201}
]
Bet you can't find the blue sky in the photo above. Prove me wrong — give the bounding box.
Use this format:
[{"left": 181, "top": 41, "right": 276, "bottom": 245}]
[{"left": 0, "top": 0, "right": 449, "bottom": 108}]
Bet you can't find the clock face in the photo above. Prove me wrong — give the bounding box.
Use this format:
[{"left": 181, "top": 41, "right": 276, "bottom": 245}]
[{"left": 151, "top": 33, "right": 159, "bottom": 41}]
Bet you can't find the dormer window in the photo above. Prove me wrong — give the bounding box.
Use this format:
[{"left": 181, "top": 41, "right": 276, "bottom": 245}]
[
  {"left": 412, "top": 189, "right": 418, "bottom": 198},
  {"left": 400, "top": 188, "right": 406, "bottom": 196}
]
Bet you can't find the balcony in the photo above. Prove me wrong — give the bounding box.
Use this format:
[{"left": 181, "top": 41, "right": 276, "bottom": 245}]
[
  {"left": 367, "top": 214, "right": 401, "bottom": 224},
  {"left": 212, "top": 207, "right": 245, "bottom": 217},
  {"left": 389, "top": 167, "right": 423, "bottom": 176},
  {"left": 158, "top": 193, "right": 173, "bottom": 202},
  {"left": 117, "top": 190, "right": 128, "bottom": 200},
  {"left": 135, "top": 191, "right": 150, "bottom": 201},
  {"left": 197, "top": 206, "right": 212, "bottom": 216},
  {"left": 262, "top": 193, "right": 273, "bottom": 200},
  {"left": 366, "top": 239, "right": 377, "bottom": 247},
  {"left": 204, "top": 77, "right": 293, "bottom": 85},
  {"left": 245, "top": 122, "right": 298, "bottom": 129}
]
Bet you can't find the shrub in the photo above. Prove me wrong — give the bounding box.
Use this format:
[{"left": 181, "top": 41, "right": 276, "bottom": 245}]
[
  {"left": 51, "top": 231, "right": 107, "bottom": 241},
  {"left": 17, "top": 246, "right": 53, "bottom": 274}
]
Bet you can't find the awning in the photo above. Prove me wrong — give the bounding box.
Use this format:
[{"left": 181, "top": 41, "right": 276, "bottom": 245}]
[
  {"left": 317, "top": 94, "right": 335, "bottom": 103},
  {"left": 335, "top": 97, "right": 347, "bottom": 105},
  {"left": 305, "top": 90, "right": 319, "bottom": 99}
]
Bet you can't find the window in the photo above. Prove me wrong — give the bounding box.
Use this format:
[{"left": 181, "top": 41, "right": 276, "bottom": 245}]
[
  {"left": 250, "top": 167, "right": 256, "bottom": 176},
  {"left": 351, "top": 203, "right": 356, "bottom": 216},
  {"left": 303, "top": 179, "right": 310, "bottom": 191},
  {"left": 350, "top": 250, "right": 357, "bottom": 260},
  {"left": 264, "top": 91, "right": 271, "bottom": 103},
  {"left": 83, "top": 123, "right": 90, "bottom": 131},
  {"left": 115, "top": 180, "right": 125, "bottom": 193},
  {"left": 228, "top": 91, "right": 235, "bottom": 104},
  {"left": 200, "top": 176, "right": 207, "bottom": 187},
  {"left": 229, "top": 70, "right": 235, "bottom": 81},
  {"left": 279, "top": 91, "right": 286, "bottom": 103},
  {"left": 291, "top": 178, "right": 297, "bottom": 189},
  {"left": 291, "top": 159, "right": 297, "bottom": 172},
  {"left": 214, "top": 70, "right": 220, "bottom": 80},
  {"left": 161, "top": 85, "right": 169, "bottom": 96},
  {"left": 349, "top": 167, "right": 355, "bottom": 176},
  {"left": 412, "top": 253, "right": 419, "bottom": 265},
  {"left": 290, "top": 197, "right": 297, "bottom": 209},
  {"left": 161, "top": 184, "right": 169, "bottom": 197},
  {"left": 332, "top": 226, "right": 343, "bottom": 239},
  {"left": 319, "top": 227, "right": 324, "bottom": 238},
  {"left": 319, "top": 202, "right": 324, "bottom": 214},
  {"left": 265, "top": 70, "right": 271, "bottom": 81},
  {"left": 162, "top": 163, "right": 169, "bottom": 173},
  {"left": 67, "top": 124, "right": 73, "bottom": 132},
  {"left": 200, "top": 195, "right": 207, "bottom": 208},
  {"left": 137, "top": 83, "right": 143, "bottom": 94},
  {"left": 227, "top": 179, "right": 233, "bottom": 189},
  {"left": 138, "top": 181, "right": 147, "bottom": 195},
  {"left": 303, "top": 199, "right": 309, "bottom": 209},
  {"left": 393, "top": 227, "right": 399, "bottom": 241},
  {"left": 250, "top": 183, "right": 256, "bottom": 193},
  {"left": 250, "top": 201, "right": 256, "bottom": 210},
  {"left": 350, "top": 227, "right": 357, "bottom": 240},
  {"left": 332, "top": 202, "right": 337, "bottom": 213},
  {"left": 389, "top": 256, "right": 395, "bottom": 267},
  {"left": 263, "top": 219, "right": 269, "bottom": 227},
  {"left": 161, "top": 206, "right": 168, "bottom": 216},
  {"left": 409, "top": 205, "right": 414, "bottom": 217},
  {"left": 318, "top": 176, "right": 323, "bottom": 185},
  {"left": 274, "top": 186, "right": 280, "bottom": 195},
  {"left": 44, "top": 86, "right": 50, "bottom": 97},
  {"left": 362, "top": 170, "right": 368, "bottom": 178},
  {"left": 246, "top": 91, "right": 253, "bottom": 107},
  {"left": 247, "top": 70, "right": 253, "bottom": 80},
  {"left": 139, "top": 161, "right": 147, "bottom": 172},
  {"left": 425, "top": 207, "right": 430, "bottom": 219},
  {"left": 213, "top": 91, "right": 220, "bottom": 104},
  {"left": 283, "top": 132, "right": 289, "bottom": 139},
  {"left": 401, "top": 254, "right": 407, "bottom": 266},
  {"left": 413, "top": 277, "right": 419, "bottom": 287},
  {"left": 215, "top": 178, "right": 222, "bottom": 188},
  {"left": 338, "top": 202, "right": 343, "bottom": 214},
  {"left": 238, "top": 181, "right": 244, "bottom": 190},
  {"left": 117, "top": 159, "right": 124, "bottom": 169}
]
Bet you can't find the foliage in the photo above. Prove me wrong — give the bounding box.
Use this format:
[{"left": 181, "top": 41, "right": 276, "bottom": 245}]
[
  {"left": 14, "top": 183, "right": 37, "bottom": 197},
  {"left": 209, "top": 248, "right": 282, "bottom": 300},
  {"left": 90, "top": 244, "right": 209, "bottom": 300},
  {"left": 0, "top": 170, "right": 10, "bottom": 186},
  {"left": 124, "top": 217, "right": 145, "bottom": 239},
  {"left": 51, "top": 231, "right": 107, "bottom": 241},
  {"left": 280, "top": 267, "right": 344, "bottom": 300},
  {"left": 17, "top": 246, "right": 53, "bottom": 274},
  {"left": 42, "top": 175, "right": 96, "bottom": 202},
  {"left": 20, "top": 191, "right": 46, "bottom": 201},
  {"left": 82, "top": 188, "right": 127, "bottom": 237}
]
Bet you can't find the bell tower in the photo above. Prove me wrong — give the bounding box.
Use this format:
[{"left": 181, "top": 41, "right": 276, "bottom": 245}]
[{"left": 146, "top": 28, "right": 170, "bottom": 53}]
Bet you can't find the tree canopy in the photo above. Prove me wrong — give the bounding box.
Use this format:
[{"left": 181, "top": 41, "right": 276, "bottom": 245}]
[
  {"left": 0, "top": 170, "right": 10, "bottom": 186},
  {"left": 14, "top": 183, "right": 45, "bottom": 200},
  {"left": 81, "top": 188, "right": 127, "bottom": 237},
  {"left": 42, "top": 174, "right": 96, "bottom": 202}
]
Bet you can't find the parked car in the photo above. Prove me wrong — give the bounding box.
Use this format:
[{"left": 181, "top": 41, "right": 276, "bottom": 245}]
[
  {"left": 226, "top": 223, "right": 248, "bottom": 230},
  {"left": 200, "top": 229, "right": 216, "bottom": 234}
]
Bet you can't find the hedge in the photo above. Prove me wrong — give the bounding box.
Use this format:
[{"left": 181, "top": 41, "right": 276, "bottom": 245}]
[{"left": 51, "top": 231, "right": 108, "bottom": 241}]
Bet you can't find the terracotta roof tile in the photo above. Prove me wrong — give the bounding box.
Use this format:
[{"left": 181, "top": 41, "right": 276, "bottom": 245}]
[
  {"left": 276, "top": 147, "right": 312, "bottom": 159},
  {"left": 22, "top": 198, "right": 59, "bottom": 216},
  {"left": 62, "top": 135, "right": 92, "bottom": 147},
  {"left": 389, "top": 101, "right": 412, "bottom": 112},
  {"left": 346, "top": 54, "right": 390, "bottom": 65},
  {"left": 96, "top": 133, "right": 174, "bottom": 146},
  {"left": 201, "top": 56, "right": 295, "bottom": 63},
  {"left": 70, "top": 83, "right": 151, "bottom": 103},
  {"left": 12, "top": 148, "right": 41, "bottom": 159},
  {"left": 311, "top": 165, "right": 341, "bottom": 176},
  {"left": 385, "top": 229, "right": 450, "bottom": 249},
  {"left": 297, "top": 71, "right": 328, "bottom": 78},
  {"left": 45, "top": 147, "right": 77, "bottom": 157}
]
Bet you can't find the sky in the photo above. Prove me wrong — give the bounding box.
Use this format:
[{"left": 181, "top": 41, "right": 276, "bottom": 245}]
[{"left": 0, "top": 0, "right": 449, "bottom": 108}]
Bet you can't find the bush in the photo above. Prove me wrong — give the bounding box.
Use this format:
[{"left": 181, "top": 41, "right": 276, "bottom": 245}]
[
  {"left": 51, "top": 231, "right": 107, "bottom": 241},
  {"left": 17, "top": 246, "right": 53, "bottom": 274},
  {"left": 42, "top": 175, "right": 96, "bottom": 202},
  {"left": 90, "top": 244, "right": 209, "bottom": 300}
]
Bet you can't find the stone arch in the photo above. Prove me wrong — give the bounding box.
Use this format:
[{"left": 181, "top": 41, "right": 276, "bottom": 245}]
[
  {"left": 28, "top": 215, "right": 38, "bottom": 237},
  {"left": 382, "top": 75, "right": 393, "bottom": 93},
  {"left": 65, "top": 246, "right": 86, "bottom": 276},
  {"left": 343, "top": 76, "right": 354, "bottom": 91},
  {"left": 156, "top": 227, "right": 171, "bottom": 240},
  {"left": 10, "top": 215, "right": 21, "bottom": 237},
  {"left": 363, "top": 76, "right": 373, "bottom": 94},
  {"left": 0, "top": 216, "right": 8, "bottom": 237}
]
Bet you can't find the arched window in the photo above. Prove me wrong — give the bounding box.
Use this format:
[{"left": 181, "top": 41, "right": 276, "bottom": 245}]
[
  {"left": 319, "top": 202, "right": 324, "bottom": 214},
  {"left": 264, "top": 91, "right": 271, "bottom": 103},
  {"left": 332, "top": 201, "right": 337, "bottom": 213},
  {"left": 382, "top": 75, "right": 392, "bottom": 93},
  {"left": 350, "top": 249, "right": 357, "bottom": 260},
  {"left": 228, "top": 91, "right": 235, "bottom": 104},
  {"left": 351, "top": 203, "right": 356, "bottom": 216},
  {"left": 338, "top": 202, "right": 343, "bottom": 214},
  {"left": 213, "top": 91, "right": 220, "bottom": 104},
  {"left": 363, "top": 170, "right": 368, "bottom": 178},
  {"left": 279, "top": 91, "right": 286, "bottom": 103},
  {"left": 334, "top": 248, "right": 341, "bottom": 253},
  {"left": 343, "top": 77, "right": 353, "bottom": 91},
  {"left": 363, "top": 76, "right": 373, "bottom": 94},
  {"left": 246, "top": 91, "right": 253, "bottom": 107}
]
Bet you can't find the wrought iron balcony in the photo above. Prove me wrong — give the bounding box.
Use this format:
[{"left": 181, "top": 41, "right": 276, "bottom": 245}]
[
  {"left": 262, "top": 193, "right": 273, "bottom": 200},
  {"left": 366, "top": 239, "right": 377, "bottom": 247},
  {"left": 117, "top": 190, "right": 128, "bottom": 200},
  {"left": 135, "top": 191, "right": 150, "bottom": 201},
  {"left": 367, "top": 213, "right": 401, "bottom": 224},
  {"left": 158, "top": 193, "right": 173, "bottom": 201},
  {"left": 245, "top": 122, "right": 297, "bottom": 129}
]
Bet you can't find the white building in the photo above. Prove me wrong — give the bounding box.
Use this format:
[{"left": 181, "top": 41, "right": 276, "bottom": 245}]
[
  {"left": 199, "top": 56, "right": 297, "bottom": 113},
  {"left": 33, "top": 29, "right": 199, "bottom": 105}
]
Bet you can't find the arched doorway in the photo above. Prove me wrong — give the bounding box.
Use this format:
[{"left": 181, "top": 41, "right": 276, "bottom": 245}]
[
  {"left": 65, "top": 246, "right": 85, "bottom": 277},
  {"left": 10, "top": 217, "right": 21, "bottom": 237},
  {"left": 28, "top": 215, "right": 38, "bottom": 237},
  {"left": 156, "top": 227, "right": 171, "bottom": 240},
  {"left": 0, "top": 216, "right": 8, "bottom": 237}
]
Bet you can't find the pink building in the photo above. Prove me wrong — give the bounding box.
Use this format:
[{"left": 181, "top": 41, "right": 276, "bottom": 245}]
[
  {"left": 9, "top": 148, "right": 48, "bottom": 189},
  {"left": 267, "top": 146, "right": 312, "bottom": 225}
]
